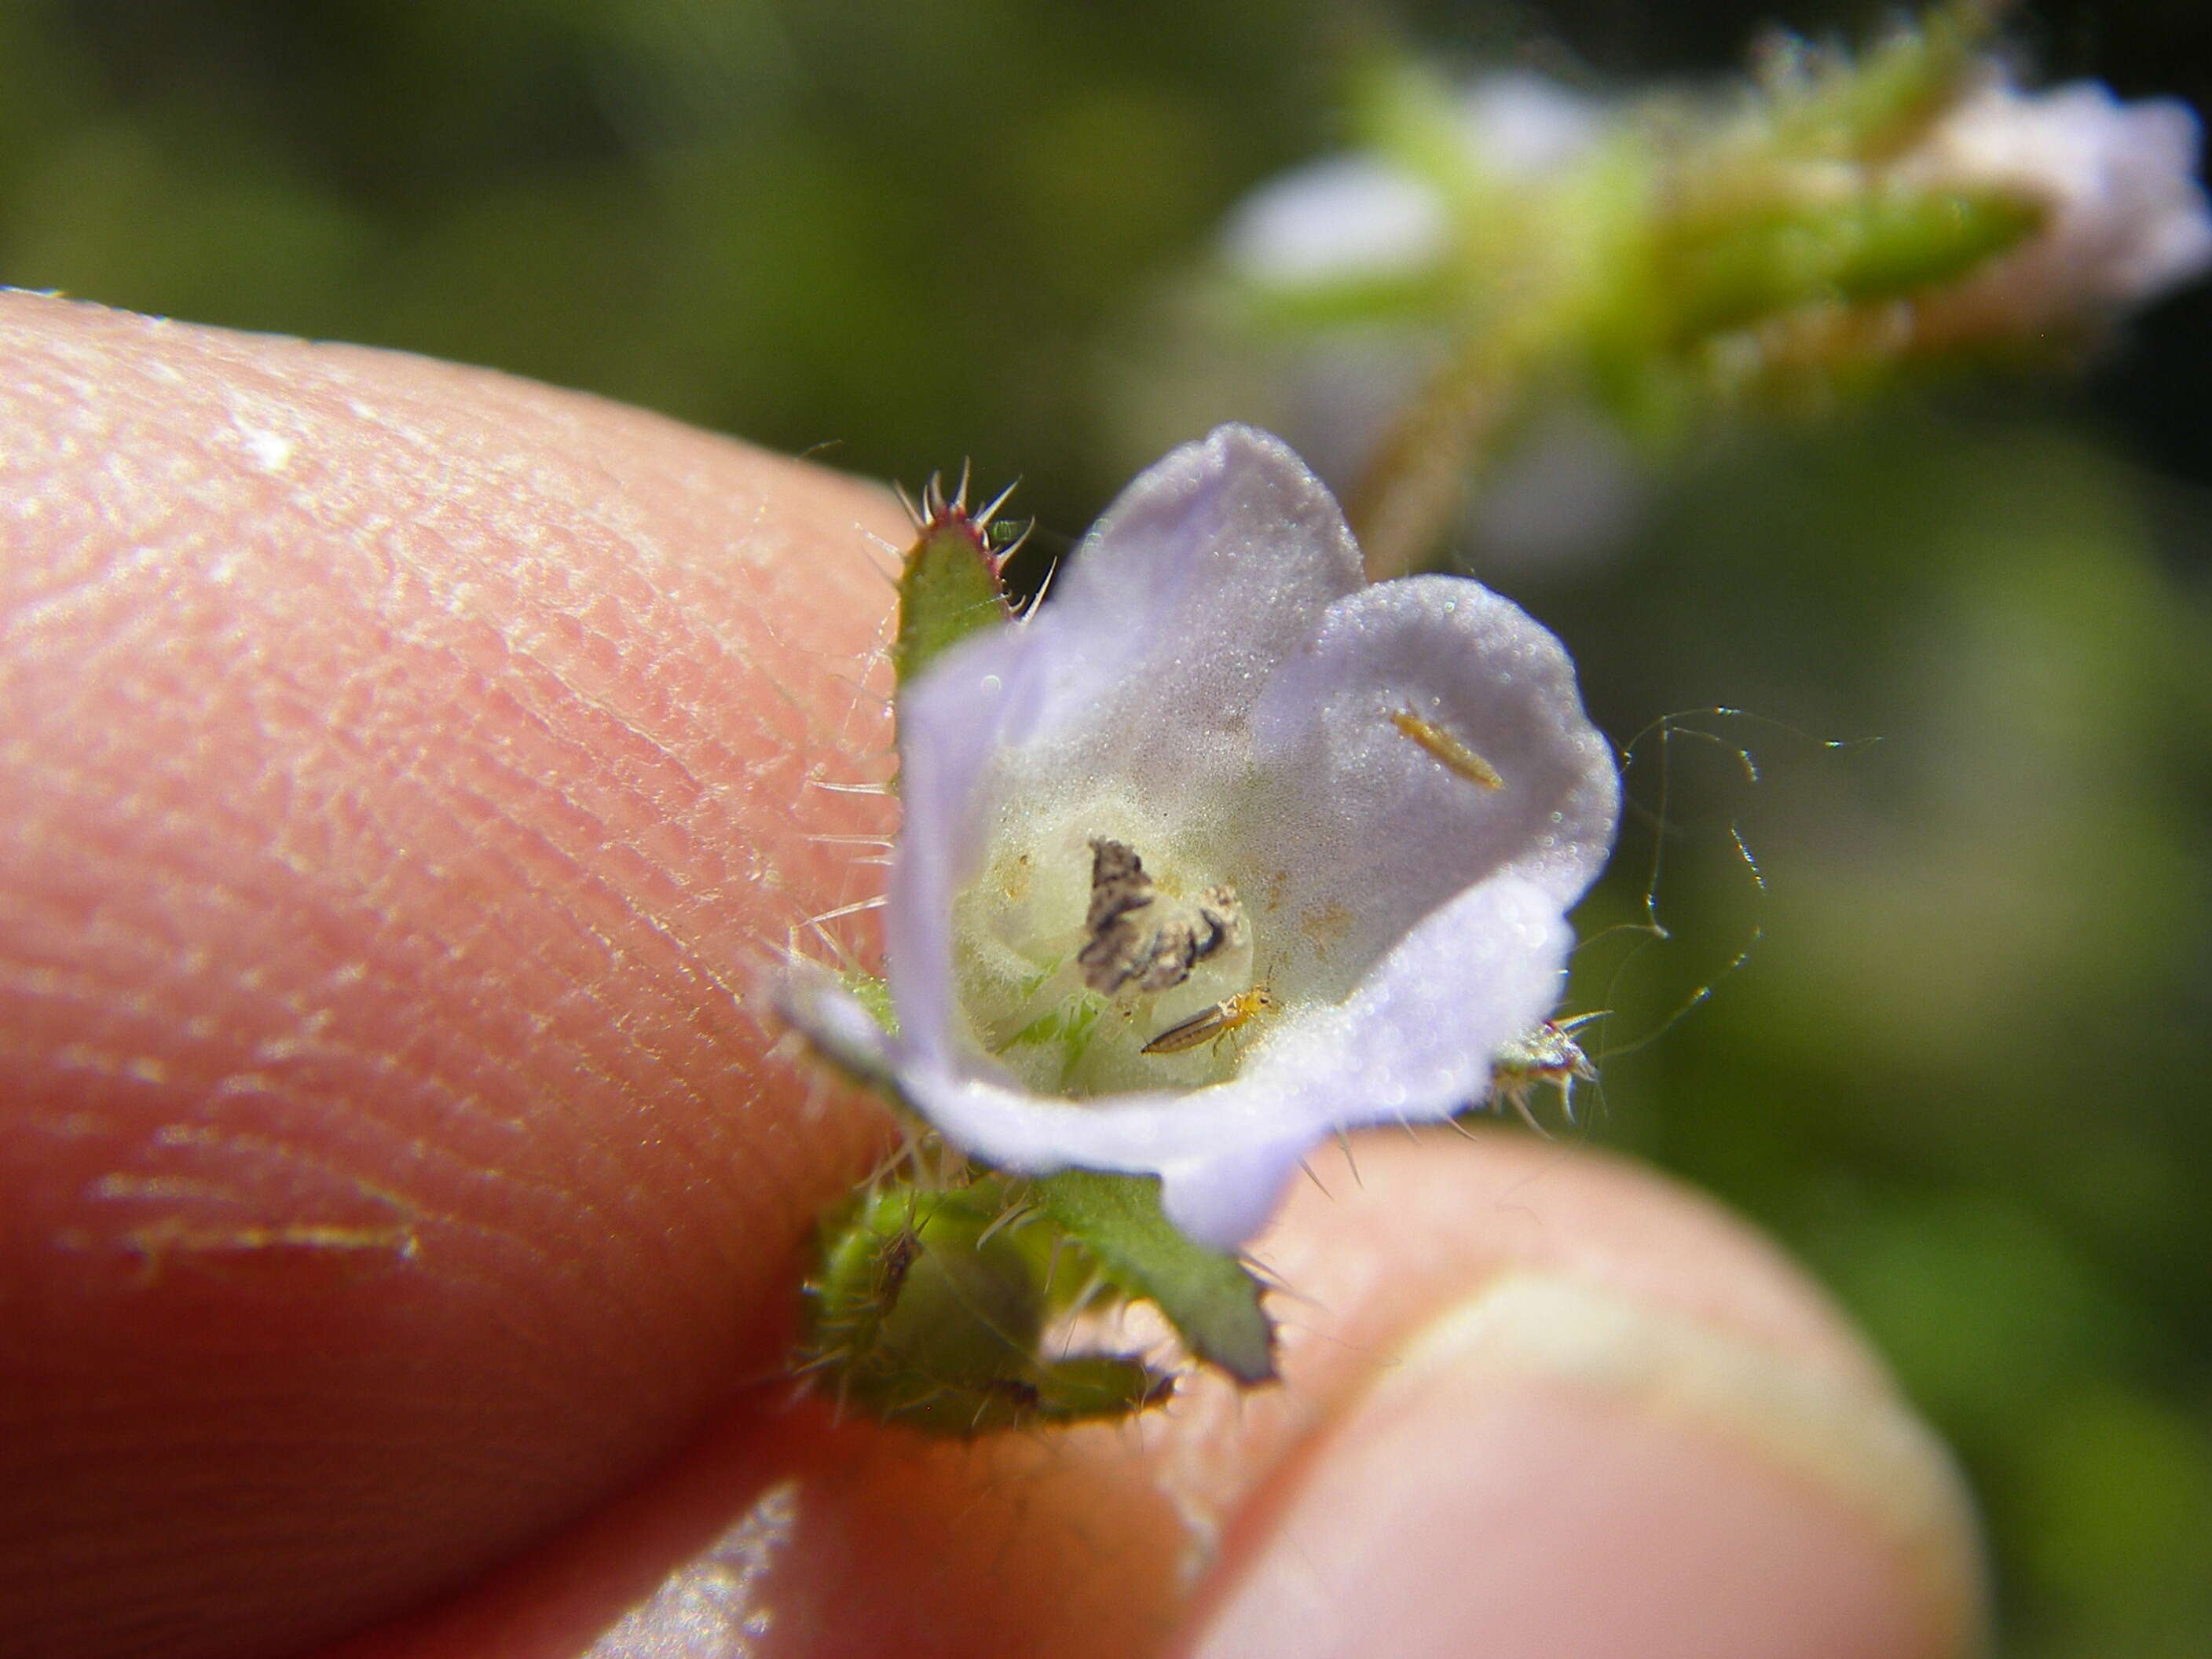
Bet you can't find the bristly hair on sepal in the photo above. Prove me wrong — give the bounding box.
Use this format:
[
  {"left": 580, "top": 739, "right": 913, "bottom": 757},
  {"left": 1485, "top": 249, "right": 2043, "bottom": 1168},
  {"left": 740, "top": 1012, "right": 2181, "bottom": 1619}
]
[
  {"left": 894, "top": 461, "right": 1032, "bottom": 577},
  {"left": 890, "top": 463, "right": 1026, "bottom": 686}
]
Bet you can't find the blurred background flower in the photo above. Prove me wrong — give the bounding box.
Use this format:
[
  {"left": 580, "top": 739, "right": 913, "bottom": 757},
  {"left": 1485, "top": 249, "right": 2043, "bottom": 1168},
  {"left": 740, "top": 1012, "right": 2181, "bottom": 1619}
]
[
  {"left": 1199, "top": 11, "right": 2212, "bottom": 574},
  {"left": 5, "top": 2, "right": 2209, "bottom": 1654}
]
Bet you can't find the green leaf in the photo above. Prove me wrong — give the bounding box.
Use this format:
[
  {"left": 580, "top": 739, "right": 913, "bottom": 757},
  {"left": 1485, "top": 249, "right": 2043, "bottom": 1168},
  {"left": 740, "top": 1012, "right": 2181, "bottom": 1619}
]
[{"left": 1033, "top": 1168, "right": 1277, "bottom": 1384}]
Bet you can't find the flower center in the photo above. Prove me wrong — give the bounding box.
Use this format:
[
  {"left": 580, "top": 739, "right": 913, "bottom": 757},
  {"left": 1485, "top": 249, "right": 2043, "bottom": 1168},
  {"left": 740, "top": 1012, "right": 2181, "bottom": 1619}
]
[{"left": 951, "top": 814, "right": 1265, "bottom": 1097}]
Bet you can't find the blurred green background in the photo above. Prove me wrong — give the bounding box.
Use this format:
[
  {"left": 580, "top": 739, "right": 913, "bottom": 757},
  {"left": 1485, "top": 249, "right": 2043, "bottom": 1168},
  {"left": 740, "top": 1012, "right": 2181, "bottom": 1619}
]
[{"left": 3, "top": 3, "right": 2206, "bottom": 1654}]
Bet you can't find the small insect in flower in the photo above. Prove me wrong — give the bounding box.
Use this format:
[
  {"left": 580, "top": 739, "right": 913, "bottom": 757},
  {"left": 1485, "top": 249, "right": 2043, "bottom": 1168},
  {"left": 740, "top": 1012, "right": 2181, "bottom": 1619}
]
[
  {"left": 1392, "top": 706, "right": 1504, "bottom": 791},
  {"left": 1078, "top": 837, "right": 1243, "bottom": 996},
  {"left": 1141, "top": 986, "right": 1280, "bottom": 1056},
  {"left": 1486, "top": 1013, "right": 1602, "bottom": 1127}
]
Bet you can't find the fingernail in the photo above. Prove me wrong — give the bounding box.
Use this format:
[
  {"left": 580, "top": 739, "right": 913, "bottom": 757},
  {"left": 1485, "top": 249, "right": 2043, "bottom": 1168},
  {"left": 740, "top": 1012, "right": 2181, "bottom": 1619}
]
[{"left": 1188, "top": 1272, "right": 1987, "bottom": 1659}]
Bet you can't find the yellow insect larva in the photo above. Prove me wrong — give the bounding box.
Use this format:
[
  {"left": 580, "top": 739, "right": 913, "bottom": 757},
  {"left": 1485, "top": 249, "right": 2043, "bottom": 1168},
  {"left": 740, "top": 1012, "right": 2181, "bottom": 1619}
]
[
  {"left": 1141, "top": 986, "right": 1279, "bottom": 1056},
  {"left": 1392, "top": 706, "right": 1505, "bottom": 790}
]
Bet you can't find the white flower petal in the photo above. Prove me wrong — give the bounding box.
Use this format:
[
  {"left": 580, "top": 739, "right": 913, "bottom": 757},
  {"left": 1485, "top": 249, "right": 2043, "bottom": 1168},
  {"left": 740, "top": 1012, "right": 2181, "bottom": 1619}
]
[
  {"left": 770, "top": 962, "right": 895, "bottom": 1086},
  {"left": 1224, "top": 156, "right": 1449, "bottom": 288},
  {"left": 991, "top": 423, "right": 1363, "bottom": 798},
  {"left": 886, "top": 426, "right": 1362, "bottom": 1058},
  {"left": 1221, "top": 74, "right": 1606, "bottom": 295},
  {"left": 1899, "top": 76, "right": 2212, "bottom": 331},
  {"left": 1157, "top": 1135, "right": 1314, "bottom": 1251},
  {"left": 1248, "top": 574, "right": 1619, "bottom": 997},
  {"left": 1453, "top": 71, "right": 1606, "bottom": 181},
  {"left": 809, "top": 426, "right": 1620, "bottom": 1249},
  {"left": 1233, "top": 873, "right": 1572, "bottom": 1122},
  {"left": 1154, "top": 874, "right": 1570, "bottom": 1246}
]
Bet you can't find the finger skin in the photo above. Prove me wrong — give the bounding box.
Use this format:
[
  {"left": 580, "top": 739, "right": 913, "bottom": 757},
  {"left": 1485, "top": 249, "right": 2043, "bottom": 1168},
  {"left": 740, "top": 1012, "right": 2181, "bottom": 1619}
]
[
  {"left": 0, "top": 295, "right": 1982, "bottom": 1659},
  {"left": 1173, "top": 1135, "right": 1985, "bottom": 1659},
  {"left": 312, "top": 1133, "right": 1983, "bottom": 1659},
  {"left": 0, "top": 291, "right": 902, "bottom": 1658}
]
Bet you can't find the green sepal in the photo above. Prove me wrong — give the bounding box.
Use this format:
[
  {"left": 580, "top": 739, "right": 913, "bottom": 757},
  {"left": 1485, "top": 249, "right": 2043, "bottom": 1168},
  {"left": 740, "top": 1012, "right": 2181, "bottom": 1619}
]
[
  {"left": 1760, "top": 0, "right": 1995, "bottom": 164},
  {"left": 804, "top": 1185, "right": 1037, "bottom": 1397},
  {"left": 773, "top": 961, "right": 903, "bottom": 1094},
  {"left": 840, "top": 967, "right": 896, "bottom": 1037},
  {"left": 892, "top": 480, "right": 1014, "bottom": 688},
  {"left": 798, "top": 1177, "right": 1177, "bottom": 1437},
  {"left": 1233, "top": 265, "right": 1463, "bottom": 331},
  {"left": 1001, "top": 1353, "right": 1177, "bottom": 1429},
  {"left": 1032, "top": 1168, "right": 1277, "bottom": 1385},
  {"left": 1661, "top": 186, "right": 2045, "bottom": 344}
]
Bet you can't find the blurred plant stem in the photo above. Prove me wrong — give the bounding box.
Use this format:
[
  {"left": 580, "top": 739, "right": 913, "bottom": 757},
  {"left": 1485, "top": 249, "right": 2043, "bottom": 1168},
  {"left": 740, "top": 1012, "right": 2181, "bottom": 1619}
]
[
  {"left": 1348, "top": 317, "right": 1540, "bottom": 579},
  {"left": 1231, "top": 0, "right": 2210, "bottom": 575}
]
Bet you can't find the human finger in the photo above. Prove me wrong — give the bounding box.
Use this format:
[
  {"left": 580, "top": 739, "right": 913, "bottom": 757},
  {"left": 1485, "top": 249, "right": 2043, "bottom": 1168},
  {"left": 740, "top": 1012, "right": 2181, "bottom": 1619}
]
[
  {"left": 0, "top": 291, "right": 904, "bottom": 1659},
  {"left": 314, "top": 1130, "right": 1984, "bottom": 1659}
]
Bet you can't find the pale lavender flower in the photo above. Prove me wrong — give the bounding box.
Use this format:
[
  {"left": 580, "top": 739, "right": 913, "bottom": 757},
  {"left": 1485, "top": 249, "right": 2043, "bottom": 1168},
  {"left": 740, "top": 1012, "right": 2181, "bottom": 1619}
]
[
  {"left": 1214, "top": 73, "right": 1633, "bottom": 566},
  {"left": 1221, "top": 72, "right": 1606, "bottom": 295},
  {"left": 1896, "top": 75, "right": 2212, "bottom": 337},
  {"left": 1223, "top": 156, "right": 1449, "bottom": 291},
  {"left": 789, "top": 427, "right": 1618, "bottom": 1248}
]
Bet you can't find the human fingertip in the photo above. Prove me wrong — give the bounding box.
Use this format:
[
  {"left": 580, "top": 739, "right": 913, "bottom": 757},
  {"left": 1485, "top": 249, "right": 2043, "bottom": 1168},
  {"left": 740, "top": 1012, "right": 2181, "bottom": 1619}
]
[{"left": 1185, "top": 1269, "right": 1986, "bottom": 1659}]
